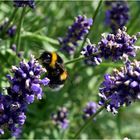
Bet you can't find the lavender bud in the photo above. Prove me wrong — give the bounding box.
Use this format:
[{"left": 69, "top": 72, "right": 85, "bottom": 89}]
[
  {"left": 83, "top": 101, "right": 99, "bottom": 120},
  {"left": 51, "top": 107, "right": 69, "bottom": 129},
  {"left": 81, "top": 40, "right": 102, "bottom": 66}
]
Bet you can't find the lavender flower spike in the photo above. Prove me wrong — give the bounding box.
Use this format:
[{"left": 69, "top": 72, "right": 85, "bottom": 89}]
[
  {"left": 51, "top": 107, "right": 69, "bottom": 129},
  {"left": 99, "top": 60, "right": 140, "bottom": 114},
  {"left": 59, "top": 15, "right": 93, "bottom": 55},
  {"left": 98, "top": 27, "right": 137, "bottom": 61},
  {"left": 0, "top": 55, "right": 50, "bottom": 137},
  {"left": 7, "top": 55, "right": 50, "bottom": 104}
]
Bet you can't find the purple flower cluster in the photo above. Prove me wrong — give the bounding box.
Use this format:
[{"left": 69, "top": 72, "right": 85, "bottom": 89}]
[
  {"left": 13, "top": 0, "right": 35, "bottom": 9},
  {"left": 99, "top": 60, "right": 140, "bottom": 114},
  {"left": 0, "top": 18, "right": 17, "bottom": 38},
  {"left": 81, "top": 27, "right": 137, "bottom": 66},
  {"left": 83, "top": 102, "right": 99, "bottom": 120},
  {"left": 0, "top": 55, "right": 49, "bottom": 137},
  {"left": 51, "top": 107, "right": 69, "bottom": 129},
  {"left": 0, "top": 94, "right": 26, "bottom": 137},
  {"left": 59, "top": 15, "right": 93, "bottom": 55},
  {"left": 7, "top": 55, "right": 50, "bottom": 104},
  {"left": 98, "top": 27, "right": 137, "bottom": 61},
  {"left": 81, "top": 41, "right": 102, "bottom": 66},
  {"left": 105, "top": 0, "right": 130, "bottom": 33}
]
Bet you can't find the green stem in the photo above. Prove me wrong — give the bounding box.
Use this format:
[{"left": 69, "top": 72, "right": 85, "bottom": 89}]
[
  {"left": 65, "top": 52, "right": 100, "bottom": 65},
  {"left": 65, "top": 56, "right": 85, "bottom": 65},
  {"left": 65, "top": 50, "right": 124, "bottom": 68},
  {"left": 0, "top": 8, "right": 18, "bottom": 36},
  {"left": 21, "top": 31, "right": 59, "bottom": 46},
  {"left": 76, "top": 0, "right": 103, "bottom": 56},
  {"left": 99, "top": 62, "right": 123, "bottom": 68},
  {"left": 116, "top": 109, "right": 122, "bottom": 138},
  {"left": 16, "top": 8, "right": 26, "bottom": 54},
  {"left": 73, "top": 105, "right": 105, "bottom": 139}
]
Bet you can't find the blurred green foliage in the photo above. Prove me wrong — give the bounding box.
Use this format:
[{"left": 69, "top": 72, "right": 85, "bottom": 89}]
[{"left": 0, "top": 1, "right": 140, "bottom": 139}]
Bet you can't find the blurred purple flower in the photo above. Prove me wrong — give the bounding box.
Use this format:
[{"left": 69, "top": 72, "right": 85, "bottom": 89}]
[
  {"left": 13, "top": 0, "right": 35, "bottom": 9},
  {"left": 59, "top": 15, "right": 93, "bottom": 55},
  {"left": 7, "top": 25, "right": 17, "bottom": 37},
  {"left": 105, "top": 0, "right": 130, "bottom": 33},
  {"left": 83, "top": 101, "right": 99, "bottom": 120},
  {"left": 11, "top": 44, "right": 17, "bottom": 52},
  {"left": 51, "top": 107, "right": 69, "bottom": 129},
  {"left": 0, "top": 18, "right": 17, "bottom": 38}
]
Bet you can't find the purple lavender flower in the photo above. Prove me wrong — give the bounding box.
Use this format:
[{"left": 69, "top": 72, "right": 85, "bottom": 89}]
[
  {"left": 59, "top": 15, "right": 93, "bottom": 55},
  {"left": 81, "top": 40, "right": 102, "bottom": 66},
  {"left": 13, "top": 0, "right": 35, "bottom": 9},
  {"left": 51, "top": 107, "right": 69, "bottom": 129},
  {"left": 99, "top": 60, "right": 140, "bottom": 114},
  {"left": 7, "top": 25, "right": 17, "bottom": 37},
  {"left": 0, "top": 55, "right": 50, "bottom": 137},
  {"left": 98, "top": 27, "right": 137, "bottom": 61},
  {"left": 105, "top": 0, "right": 130, "bottom": 33},
  {"left": 0, "top": 18, "right": 17, "bottom": 38},
  {"left": 7, "top": 55, "right": 50, "bottom": 104},
  {"left": 0, "top": 94, "right": 27, "bottom": 137},
  {"left": 83, "top": 101, "right": 99, "bottom": 120}
]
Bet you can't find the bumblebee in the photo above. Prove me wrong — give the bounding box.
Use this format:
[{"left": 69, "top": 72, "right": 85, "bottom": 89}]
[
  {"left": 39, "top": 51, "right": 63, "bottom": 68},
  {"left": 39, "top": 51, "right": 68, "bottom": 89}
]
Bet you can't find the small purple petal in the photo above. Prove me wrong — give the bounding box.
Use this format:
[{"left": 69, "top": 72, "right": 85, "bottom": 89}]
[
  {"left": 40, "top": 78, "right": 50, "bottom": 86},
  {"left": 31, "top": 84, "right": 41, "bottom": 93},
  {"left": 26, "top": 95, "right": 34, "bottom": 104},
  {"left": 12, "top": 85, "right": 20, "bottom": 93}
]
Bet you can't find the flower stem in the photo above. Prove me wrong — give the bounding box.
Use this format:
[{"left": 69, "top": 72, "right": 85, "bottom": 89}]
[
  {"left": 65, "top": 52, "right": 100, "bottom": 65},
  {"left": 73, "top": 105, "right": 105, "bottom": 139},
  {"left": 76, "top": 0, "right": 103, "bottom": 57},
  {"left": 0, "top": 8, "right": 18, "bottom": 36},
  {"left": 116, "top": 109, "right": 123, "bottom": 138},
  {"left": 16, "top": 7, "right": 26, "bottom": 54},
  {"left": 65, "top": 56, "right": 85, "bottom": 65}
]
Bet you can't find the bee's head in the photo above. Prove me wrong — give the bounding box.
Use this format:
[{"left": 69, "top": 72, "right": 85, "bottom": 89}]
[{"left": 39, "top": 51, "right": 52, "bottom": 64}]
